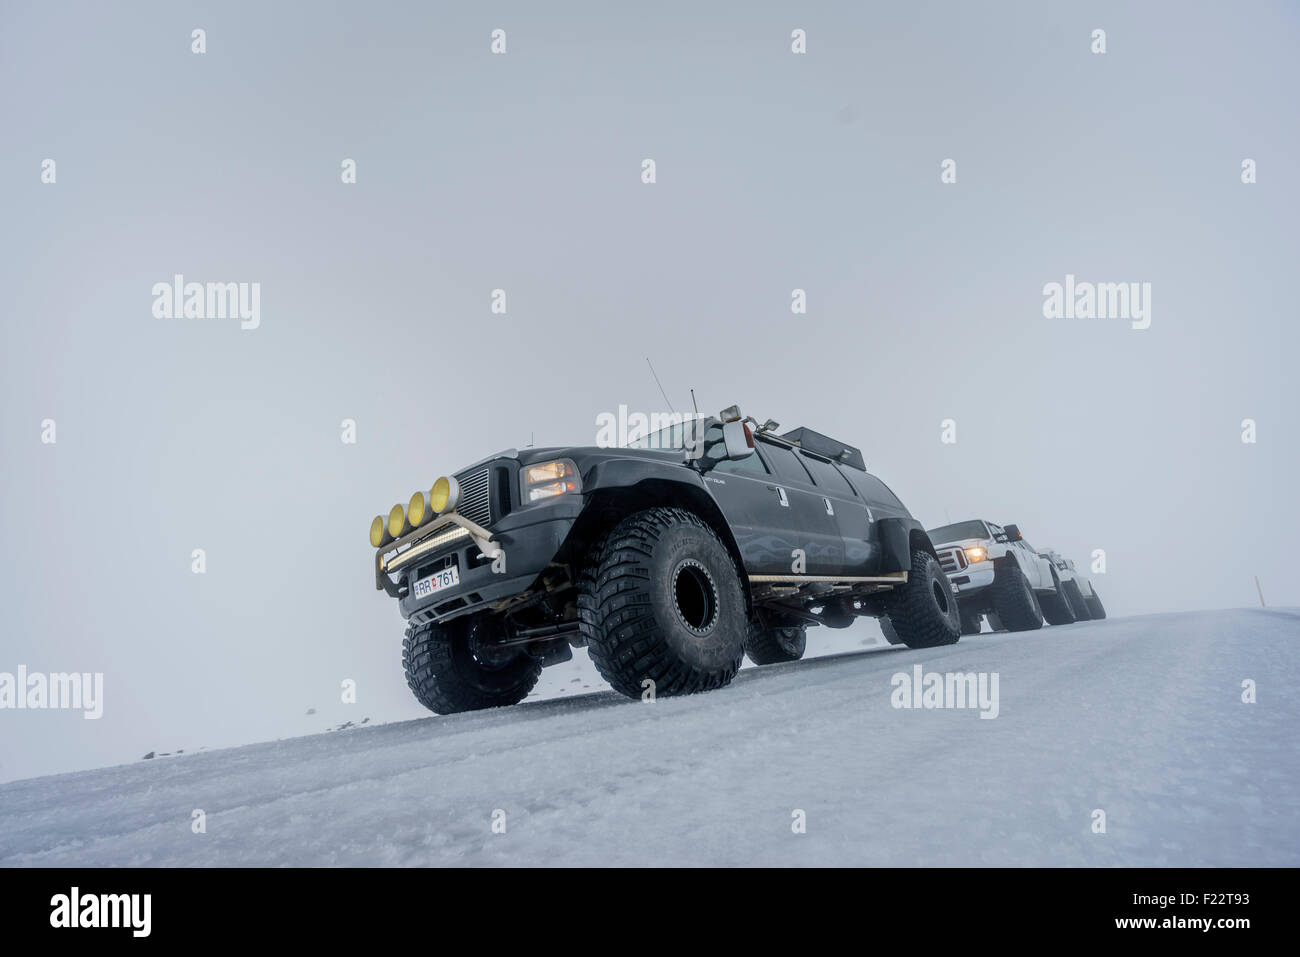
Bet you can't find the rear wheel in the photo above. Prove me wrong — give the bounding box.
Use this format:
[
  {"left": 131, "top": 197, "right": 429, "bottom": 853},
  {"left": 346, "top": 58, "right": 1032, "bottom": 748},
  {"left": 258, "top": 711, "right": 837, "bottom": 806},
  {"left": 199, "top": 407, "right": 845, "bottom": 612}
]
[
  {"left": 578, "top": 507, "right": 748, "bottom": 699},
  {"left": 745, "top": 619, "right": 807, "bottom": 664},
  {"left": 402, "top": 615, "right": 541, "bottom": 714},
  {"left": 883, "top": 550, "right": 961, "bottom": 648},
  {"left": 1038, "top": 572, "right": 1076, "bottom": 626},
  {"left": 990, "top": 563, "right": 1043, "bottom": 632},
  {"left": 1084, "top": 585, "right": 1106, "bottom": 620}
]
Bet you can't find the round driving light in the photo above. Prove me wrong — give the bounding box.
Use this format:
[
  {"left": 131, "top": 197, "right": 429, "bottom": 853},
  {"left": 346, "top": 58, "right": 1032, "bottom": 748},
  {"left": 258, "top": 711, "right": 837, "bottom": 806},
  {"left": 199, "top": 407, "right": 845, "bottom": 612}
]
[
  {"left": 388, "top": 503, "right": 411, "bottom": 539},
  {"left": 408, "top": 490, "right": 431, "bottom": 527},
  {"left": 429, "top": 475, "right": 461, "bottom": 515},
  {"left": 369, "top": 515, "right": 393, "bottom": 548}
]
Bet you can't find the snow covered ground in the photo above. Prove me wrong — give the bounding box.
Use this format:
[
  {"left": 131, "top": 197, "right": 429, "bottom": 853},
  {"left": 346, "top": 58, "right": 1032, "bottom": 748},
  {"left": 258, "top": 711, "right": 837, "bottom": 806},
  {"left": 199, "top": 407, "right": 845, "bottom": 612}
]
[{"left": 1, "top": 608, "right": 1296, "bottom": 866}]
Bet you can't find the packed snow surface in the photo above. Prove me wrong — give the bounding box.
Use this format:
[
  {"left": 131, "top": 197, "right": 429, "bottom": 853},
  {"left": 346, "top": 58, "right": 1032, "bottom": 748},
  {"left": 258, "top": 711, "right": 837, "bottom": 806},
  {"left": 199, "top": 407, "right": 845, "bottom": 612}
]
[{"left": 2, "top": 609, "right": 1296, "bottom": 866}]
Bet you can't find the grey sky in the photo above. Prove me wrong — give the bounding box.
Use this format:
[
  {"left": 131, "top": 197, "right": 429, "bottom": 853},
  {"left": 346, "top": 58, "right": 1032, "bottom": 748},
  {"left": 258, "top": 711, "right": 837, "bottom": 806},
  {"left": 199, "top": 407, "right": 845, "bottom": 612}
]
[{"left": 2, "top": 1, "right": 1296, "bottom": 781}]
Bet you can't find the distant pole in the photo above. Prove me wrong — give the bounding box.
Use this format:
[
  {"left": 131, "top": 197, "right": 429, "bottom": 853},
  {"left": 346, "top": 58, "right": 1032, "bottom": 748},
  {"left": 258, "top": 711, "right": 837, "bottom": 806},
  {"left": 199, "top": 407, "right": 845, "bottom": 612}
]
[{"left": 1255, "top": 576, "right": 1266, "bottom": 608}]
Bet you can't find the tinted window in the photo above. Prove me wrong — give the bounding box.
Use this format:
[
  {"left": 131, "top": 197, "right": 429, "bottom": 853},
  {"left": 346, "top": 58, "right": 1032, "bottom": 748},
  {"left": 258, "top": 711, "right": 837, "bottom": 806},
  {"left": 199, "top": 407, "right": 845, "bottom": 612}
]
[
  {"left": 799, "top": 454, "right": 856, "bottom": 496},
  {"left": 760, "top": 442, "right": 813, "bottom": 484},
  {"left": 847, "top": 471, "right": 908, "bottom": 511}
]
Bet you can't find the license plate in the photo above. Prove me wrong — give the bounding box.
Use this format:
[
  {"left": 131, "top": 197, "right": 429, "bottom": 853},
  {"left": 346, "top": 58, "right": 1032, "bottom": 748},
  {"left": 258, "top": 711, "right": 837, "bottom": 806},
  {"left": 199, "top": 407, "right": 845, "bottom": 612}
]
[{"left": 413, "top": 565, "right": 459, "bottom": 600}]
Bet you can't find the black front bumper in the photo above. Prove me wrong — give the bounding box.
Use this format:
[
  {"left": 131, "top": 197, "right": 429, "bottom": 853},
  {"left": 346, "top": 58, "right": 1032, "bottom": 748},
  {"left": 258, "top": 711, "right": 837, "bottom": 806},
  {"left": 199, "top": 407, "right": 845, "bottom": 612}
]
[{"left": 389, "top": 498, "right": 584, "bottom": 625}]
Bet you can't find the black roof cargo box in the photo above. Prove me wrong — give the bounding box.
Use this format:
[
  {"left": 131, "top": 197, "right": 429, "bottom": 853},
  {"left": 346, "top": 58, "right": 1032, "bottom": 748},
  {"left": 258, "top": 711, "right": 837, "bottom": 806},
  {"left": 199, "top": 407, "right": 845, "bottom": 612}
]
[{"left": 779, "top": 427, "right": 866, "bottom": 471}]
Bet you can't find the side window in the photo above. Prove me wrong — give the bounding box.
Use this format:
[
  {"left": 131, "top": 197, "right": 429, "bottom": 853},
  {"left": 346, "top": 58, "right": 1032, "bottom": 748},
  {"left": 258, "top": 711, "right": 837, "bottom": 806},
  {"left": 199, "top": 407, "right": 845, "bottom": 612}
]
[
  {"left": 846, "top": 471, "right": 907, "bottom": 510},
  {"left": 799, "top": 454, "right": 856, "bottom": 496},
  {"left": 760, "top": 442, "right": 813, "bottom": 485},
  {"left": 713, "top": 449, "right": 769, "bottom": 476}
]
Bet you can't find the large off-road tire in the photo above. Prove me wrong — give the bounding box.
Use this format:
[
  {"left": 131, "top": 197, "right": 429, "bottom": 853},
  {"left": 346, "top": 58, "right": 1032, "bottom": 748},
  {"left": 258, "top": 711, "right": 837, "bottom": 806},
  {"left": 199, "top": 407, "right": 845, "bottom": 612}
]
[
  {"left": 986, "top": 612, "right": 1007, "bottom": 632},
  {"left": 879, "top": 615, "right": 904, "bottom": 645},
  {"left": 960, "top": 606, "right": 983, "bottom": 635},
  {"left": 883, "top": 549, "right": 962, "bottom": 648},
  {"left": 1038, "top": 571, "right": 1076, "bottom": 626},
  {"left": 578, "top": 507, "right": 747, "bottom": 699},
  {"left": 1084, "top": 585, "right": 1106, "bottom": 620},
  {"left": 746, "top": 619, "right": 807, "bottom": 664},
  {"left": 402, "top": 616, "right": 541, "bottom": 714},
  {"left": 1063, "top": 580, "right": 1092, "bottom": 621},
  {"left": 990, "top": 562, "right": 1044, "bottom": 632}
]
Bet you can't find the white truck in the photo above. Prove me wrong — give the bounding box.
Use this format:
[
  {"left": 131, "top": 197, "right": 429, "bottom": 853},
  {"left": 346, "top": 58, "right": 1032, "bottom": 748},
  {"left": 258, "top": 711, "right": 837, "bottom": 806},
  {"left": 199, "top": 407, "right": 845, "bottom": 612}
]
[
  {"left": 1037, "top": 548, "right": 1107, "bottom": 621},
  {"left": 918, "top": 519, "right": 1077, "bottom": 634}
]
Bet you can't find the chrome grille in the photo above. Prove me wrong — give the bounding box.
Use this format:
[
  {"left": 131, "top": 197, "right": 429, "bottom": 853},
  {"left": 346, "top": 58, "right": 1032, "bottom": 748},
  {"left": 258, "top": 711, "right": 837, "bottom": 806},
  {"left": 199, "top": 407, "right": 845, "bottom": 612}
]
[{"left": 457, "top": 467, "right": 492, "bottom": 527}]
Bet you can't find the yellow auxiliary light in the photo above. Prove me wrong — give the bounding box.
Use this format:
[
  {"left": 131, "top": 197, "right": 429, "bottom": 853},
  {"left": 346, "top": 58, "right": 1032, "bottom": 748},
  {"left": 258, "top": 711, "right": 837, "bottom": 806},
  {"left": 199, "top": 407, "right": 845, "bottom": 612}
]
[
  {"left": 388, "top": 503, "right": 411, "bottom": 539},
  {"left": 429, "top": 475, "right": 461, "bottom": 515},
  {"left": 369, "top": 515, "right": 393, "bottom": 548},
  {"left": 965, "top": 546, "right": 987, "bottom": 563},
  {"left": 408, "top": 490, "right": 432, "bottom": 528}
]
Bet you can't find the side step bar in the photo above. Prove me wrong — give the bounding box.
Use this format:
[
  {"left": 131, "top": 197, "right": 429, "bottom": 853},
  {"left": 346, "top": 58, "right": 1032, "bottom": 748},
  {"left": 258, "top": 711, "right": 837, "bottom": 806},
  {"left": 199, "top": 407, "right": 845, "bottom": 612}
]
[{"left": 748, "top": 573, "right": 908, "bottom": 584}]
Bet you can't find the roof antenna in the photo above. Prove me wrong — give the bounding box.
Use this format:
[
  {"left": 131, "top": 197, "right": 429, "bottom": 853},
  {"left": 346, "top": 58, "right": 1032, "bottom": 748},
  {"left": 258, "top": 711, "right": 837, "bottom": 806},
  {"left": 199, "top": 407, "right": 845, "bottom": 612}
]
[
  {"left": 646, "top": 357, "right": 676, "bottom": 415},
  {"left": 690, "top": 389, "right": 700, "bottom": 417}
]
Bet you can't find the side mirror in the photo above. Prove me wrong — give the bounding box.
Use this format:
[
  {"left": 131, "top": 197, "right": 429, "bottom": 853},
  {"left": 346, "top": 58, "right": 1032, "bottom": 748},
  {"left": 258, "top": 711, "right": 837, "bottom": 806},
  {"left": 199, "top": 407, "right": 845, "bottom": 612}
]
[
  {"left": 1004, "top": 524, "right": 1023, "bottom": 542},
  {"left": 722, "top": 420, "right": 755, "bottom": 460}
]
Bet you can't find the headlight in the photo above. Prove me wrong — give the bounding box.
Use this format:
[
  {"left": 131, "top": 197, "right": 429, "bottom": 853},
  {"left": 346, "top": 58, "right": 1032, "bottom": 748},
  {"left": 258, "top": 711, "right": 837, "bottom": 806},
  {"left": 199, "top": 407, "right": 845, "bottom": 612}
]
[
  {"left": 522, "top": 459, "right": 581, "bottom": 503},
  {"left": 964, "top": 545, "right": 987, "bottom": 563},
  {"left": 369, "top": 515, "right": 393, "bottom": 548},
  {"left": 388, "top": 503, "right": 411, "bottom": 539},
  {"left": 429, "top": 475, "right": 460, "bottom": 514}
]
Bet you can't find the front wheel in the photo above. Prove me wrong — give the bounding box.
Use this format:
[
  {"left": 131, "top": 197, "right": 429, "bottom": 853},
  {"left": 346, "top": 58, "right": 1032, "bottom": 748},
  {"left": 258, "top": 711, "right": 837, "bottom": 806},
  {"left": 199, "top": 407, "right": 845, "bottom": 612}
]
[
  {"left": 990, "top": 563, "right": 1044, "bottom": 632},
  {"left": 883, "top": 550, "right": 961, "bottom": 648},
  {"left": 1084, "top": 585, "right": 1106, "bottom": 620},
  {"left": 402, "top": 616, "right": 541, "bottom": 714},
  {"left": 1063, "top": 580, "right": 1092, "bottom": 620},
  {"left": 879, "top": 615, "right": 905, "bottom": 645},
  {"left": 578, "top": 507, "right": 748, "bottom": 699},
  {"left": 1039, "top": 572, "right": 1077, "bottom": 626}
]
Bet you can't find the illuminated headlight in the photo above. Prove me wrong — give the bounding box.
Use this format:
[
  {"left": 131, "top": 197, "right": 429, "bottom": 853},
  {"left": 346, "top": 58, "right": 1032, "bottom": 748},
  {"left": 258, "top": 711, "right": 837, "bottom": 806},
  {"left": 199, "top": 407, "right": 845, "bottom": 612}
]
[
  {"left": 964, "top": 546, "right": 988, "bottom": 563},
  {"left": 522, "top": 459, "right": 581, "bottom": 503}
]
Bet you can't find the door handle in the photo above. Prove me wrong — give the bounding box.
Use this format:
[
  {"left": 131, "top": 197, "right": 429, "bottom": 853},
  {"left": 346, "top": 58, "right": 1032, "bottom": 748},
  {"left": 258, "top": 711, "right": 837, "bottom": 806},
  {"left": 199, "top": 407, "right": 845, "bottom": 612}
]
[
  {"left": 766, "top": 485, "right": 789, "bottom": 507},
  {"left": 823, "top": 497, "right": 834, "bottom": 516}
]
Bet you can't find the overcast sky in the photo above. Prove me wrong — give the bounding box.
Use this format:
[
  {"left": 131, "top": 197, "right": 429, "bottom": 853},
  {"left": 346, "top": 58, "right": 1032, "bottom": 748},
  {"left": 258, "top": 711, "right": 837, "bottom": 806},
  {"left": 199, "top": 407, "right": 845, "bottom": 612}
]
[{"left": 2, "top": 0, "right": 1296, "bottom": 781}]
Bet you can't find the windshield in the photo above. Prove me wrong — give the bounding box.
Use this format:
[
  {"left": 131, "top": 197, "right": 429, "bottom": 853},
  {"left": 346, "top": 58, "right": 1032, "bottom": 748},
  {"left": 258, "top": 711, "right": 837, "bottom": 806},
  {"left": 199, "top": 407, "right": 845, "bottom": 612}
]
[
  {"left": 927, "top": 520, "right": 989, "bottom": 544},
  {"left": 626, "top": 417, "right": 709, "bottom": 451}
]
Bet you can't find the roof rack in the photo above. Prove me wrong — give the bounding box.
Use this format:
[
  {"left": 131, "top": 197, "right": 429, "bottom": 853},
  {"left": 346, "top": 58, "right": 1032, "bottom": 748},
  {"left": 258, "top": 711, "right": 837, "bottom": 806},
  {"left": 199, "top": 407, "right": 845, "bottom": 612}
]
[{"left": 778, "top": 427, "right": 866, "bottom": 471}]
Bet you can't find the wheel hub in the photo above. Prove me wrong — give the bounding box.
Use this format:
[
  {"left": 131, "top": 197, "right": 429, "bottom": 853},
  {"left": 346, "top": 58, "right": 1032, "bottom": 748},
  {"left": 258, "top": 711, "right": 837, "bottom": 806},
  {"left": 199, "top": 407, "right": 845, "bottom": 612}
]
[{"left": 672, "top": 559, "right": 719, "bottom": 636}]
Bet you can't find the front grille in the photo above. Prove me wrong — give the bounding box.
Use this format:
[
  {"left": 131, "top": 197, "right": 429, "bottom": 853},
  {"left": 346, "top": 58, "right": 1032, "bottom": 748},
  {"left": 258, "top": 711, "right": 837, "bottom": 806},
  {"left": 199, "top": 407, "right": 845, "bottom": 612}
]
[
  {"left": 457, "top": 467, "right": 492, "bottom": 527},
  {"left": 937, "top": 547, "right": 967, "bottom": 573}
]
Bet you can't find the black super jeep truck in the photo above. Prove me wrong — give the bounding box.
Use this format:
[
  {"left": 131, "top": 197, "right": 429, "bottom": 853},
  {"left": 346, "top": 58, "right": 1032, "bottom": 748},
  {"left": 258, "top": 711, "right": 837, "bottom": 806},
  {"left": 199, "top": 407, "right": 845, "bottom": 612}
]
[{"left": 370, "top": 406, "right": 962, "bottom": 713}]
